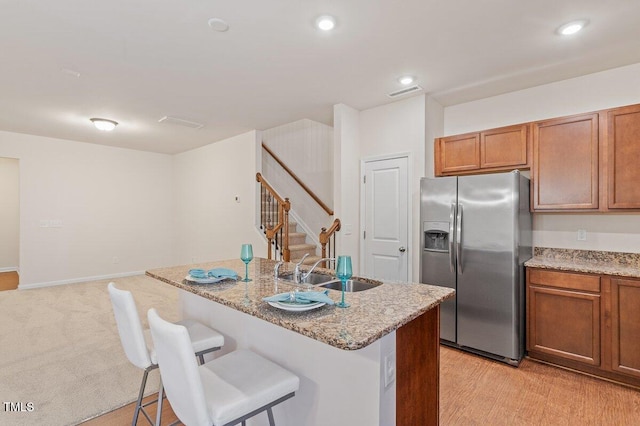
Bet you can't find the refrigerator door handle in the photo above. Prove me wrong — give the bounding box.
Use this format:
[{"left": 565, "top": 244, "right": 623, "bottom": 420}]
[
  {"left": 449, "top": 203, "right": 456, "bottom": 273},
  {"left": 456, "top": 203, "right": 463, "bottom": 274}
]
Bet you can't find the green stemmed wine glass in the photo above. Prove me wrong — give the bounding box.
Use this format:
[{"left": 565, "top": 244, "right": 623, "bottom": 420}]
[
  {"left": 240, "top": 244, "right": 253, "bottom": 282},
  {"left": 335, "top": 255, "right": 352, "bottom": 308}
]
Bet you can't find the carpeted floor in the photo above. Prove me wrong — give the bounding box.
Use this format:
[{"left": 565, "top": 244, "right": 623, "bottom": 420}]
[{"left": 0, "top": 275, "right": 180, "bottom": 426}]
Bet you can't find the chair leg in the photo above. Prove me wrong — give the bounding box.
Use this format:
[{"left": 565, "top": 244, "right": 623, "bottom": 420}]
[
  {"left": 267, "top": 407, "right": 275, "bottom": 426},
  {"left": 133, "top": 369, "right": 150, "bottom": 426},
  {"left": 155, "top": 377, "right": 164, "bottom": 426},
  {"left": 198, "top": 353, "right": 205, "bottom": 364}
]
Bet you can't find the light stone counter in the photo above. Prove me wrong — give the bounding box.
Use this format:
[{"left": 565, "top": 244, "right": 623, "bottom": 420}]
[
  {"left": 147, "top": 257, "right": 453, "bottom": 425},
  {"left": 146, "top": 257, "right": 454, "bottom": 350},
  {"left": 525, "top": 247, "right": 640, "bottom": 278}
]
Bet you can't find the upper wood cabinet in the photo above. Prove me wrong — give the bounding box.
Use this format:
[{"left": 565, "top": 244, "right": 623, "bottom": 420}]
[
  {"left": 434, "top": 102, "right": 640, "bottom": 211},
  {"left": 435, "top": 132, "right": 480, "bottom": 174},
  {"left": 532, "top": 113, "right": 599, "bottom": 210},
  {"left": 434, "top": 124, "right": 529, "bottom": 176},
  {"left": 607, "top": 104, "right": 640, "bottom": 209}
]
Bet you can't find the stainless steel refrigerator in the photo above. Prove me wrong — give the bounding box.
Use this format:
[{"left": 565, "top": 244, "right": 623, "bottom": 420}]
[{"left": 420, "top": 170, "right": 531, "bottom": 365}]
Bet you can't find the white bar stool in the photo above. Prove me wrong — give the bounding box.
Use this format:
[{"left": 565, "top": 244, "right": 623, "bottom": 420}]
[
  {"left": 108, "top": 282, "right": 224, "bottom": 425},
  {"left": 147, "top": 308, "right": 300, "bottom": 426}
]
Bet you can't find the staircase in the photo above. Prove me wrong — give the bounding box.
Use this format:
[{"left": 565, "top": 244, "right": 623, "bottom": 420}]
[
  {"left": 257, "top": 172, "right": 339, "bottom": 266},
  {"left": 286, "top": 221, "right": 322, "bottom": 265}
]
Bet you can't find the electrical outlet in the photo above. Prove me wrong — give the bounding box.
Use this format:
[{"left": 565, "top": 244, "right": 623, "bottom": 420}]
[
  {"left": 577, "top": 229, "right": 587, "bottom": 241},
  {"left": 112, "top": 256, "right": 119, "bottom": 264},
  {"left": 384, "top": 351, "right": 396, "bottom": 388}
]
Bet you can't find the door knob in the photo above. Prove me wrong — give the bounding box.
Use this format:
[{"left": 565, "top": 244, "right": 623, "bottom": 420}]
[{"left": 399, "top": 246, "right": 406, "bottom": 253}]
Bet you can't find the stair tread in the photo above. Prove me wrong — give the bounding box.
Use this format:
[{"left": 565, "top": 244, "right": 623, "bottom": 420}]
[{"left": 289, "top": 243, "right": 316, "bottom": 250}]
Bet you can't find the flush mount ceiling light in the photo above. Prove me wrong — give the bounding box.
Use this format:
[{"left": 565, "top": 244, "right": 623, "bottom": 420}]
[
  {"left": 208, "top": 17, "right": 230, "bottom": 32},
  {"left": 90, "top": 118, "right": 118, "bottom": 131},
  {"left": 398, "top": 75, "right": 415, "bottom": 85},
  {"left": 316, "top": 15, "right": 336, "bottom": 31},
  {"left": 557, "top": 19, "right": 589, "bottom": 35}
]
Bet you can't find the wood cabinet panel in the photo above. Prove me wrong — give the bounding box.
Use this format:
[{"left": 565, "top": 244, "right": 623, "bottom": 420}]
[
  {"left": 528, "top": 285, "right": 601, "bottom": 366},
  {"left": 529, "top": 269, "right": 600, "bottom": 292},
  {"left": 532, "top": 113, "right": 599, "bottom": 210},
  {"left": 607, "top": 105, "right": 640, "bottom": 209},
  {"left": 435, "top": 133, "right": 480, "bottom": 175},
  {"left": 480, "top": 124, "right": 529, "bottom": 169},
  {"left": 610, "top": 277, "right": 640, "bottom": 378}
]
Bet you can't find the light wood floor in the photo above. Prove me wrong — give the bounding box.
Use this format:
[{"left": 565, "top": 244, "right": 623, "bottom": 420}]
[
  {"left": 84, "top": 346, "right": 640, "bottom": 425},
  {"left": 0, "top": 271, "right": 18, "bottom": 291}
]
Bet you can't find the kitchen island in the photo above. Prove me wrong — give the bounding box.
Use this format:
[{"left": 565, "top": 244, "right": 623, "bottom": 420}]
[{"left": 147, "top": 257, "right": 454, "bottom": 426}]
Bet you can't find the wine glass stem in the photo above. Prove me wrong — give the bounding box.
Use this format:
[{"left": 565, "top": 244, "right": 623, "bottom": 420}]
[
  {"left": 245, "top": 262, "right": 249, "bottom": 281},
  {"left": 341, "top": 279, "right": 346, "bottom": 305}
]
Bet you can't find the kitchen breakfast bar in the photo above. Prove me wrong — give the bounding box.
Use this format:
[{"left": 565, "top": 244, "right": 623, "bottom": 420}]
[{"left": 146, "top": 258, "right": 454, "bottom": 426}]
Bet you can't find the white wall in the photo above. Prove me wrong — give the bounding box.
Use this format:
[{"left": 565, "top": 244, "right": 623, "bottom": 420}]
[
  {"left": 334, "top": 104, "right": 362, "bottom": 274},
  {"left": 334, "top": 95, "right": 427, "bottom": 281},
  {"left": 172, "top": 131, "right": 267, "bottom": 266},
  {"left": 0, "top": 131, "right": 174, "bottom": 288},
  {"left": 442, "top": 62, "right": 640, "bottom": 253},
  {"left": 359, "top": 95, "right": 426, "bottom": 281},
  {"left": 262, "top": 119, "right": 334, "bottom": 246},
  {"left": 0, "top": 157, "right": 19, "bottom": 271}
]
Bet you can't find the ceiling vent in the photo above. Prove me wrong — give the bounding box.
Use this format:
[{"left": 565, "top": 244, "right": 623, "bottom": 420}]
[
  {"left": 158, "top": 116, "right": 204, "bottom": 129},
  {"left": 387, "top": 85, "right": 423, "bottom": 98}
]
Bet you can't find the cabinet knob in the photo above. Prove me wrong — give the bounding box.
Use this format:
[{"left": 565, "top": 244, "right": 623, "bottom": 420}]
[{"left": 399, "top": 247, "right": 406, "bottom": 253}]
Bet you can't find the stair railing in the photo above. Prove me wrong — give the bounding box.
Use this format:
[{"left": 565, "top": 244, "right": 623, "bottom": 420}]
[
  {"left": 319, "top": 218, "right": 341, "bottom": 268},
  {"left": 261, "top": 142, "right": 342, "bottom": 264},
  {"left": 256, "top": 173, "right": 290, "bottom": 262},
  {"left": 262, "top": 142, "right": 334, "bottom": 216}
]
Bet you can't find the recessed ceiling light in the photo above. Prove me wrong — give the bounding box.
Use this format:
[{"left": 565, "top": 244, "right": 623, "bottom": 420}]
[
  {"left": 90, "top": 118, "right": 118, "bottom": 131},
  {"left": 398, "top": 76, "right": 415, "bottom": 85},
  {"left": 557, "top": 20, "right": 589, "bottom": 36},
  {"left": 208, "top": 17, "right": 229, "bottom": 32},
  {"left": 316, "top": 15, "right": 336, "bottom": 31},
  {"left": 60, "top": 67, "right": 81, "bottom": 78}
]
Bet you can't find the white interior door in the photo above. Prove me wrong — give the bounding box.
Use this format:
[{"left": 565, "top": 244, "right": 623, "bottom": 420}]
[{"left": 362, "top": 156, "right": 409, "bottom": 281}]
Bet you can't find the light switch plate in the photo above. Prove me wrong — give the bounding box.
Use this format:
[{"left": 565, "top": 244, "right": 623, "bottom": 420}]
[
  {"left": 577, "top": 229, "right": 587, "bottom": 241},
  {"left": 384, "top": 350, "right": 396, "bottom": 388}
]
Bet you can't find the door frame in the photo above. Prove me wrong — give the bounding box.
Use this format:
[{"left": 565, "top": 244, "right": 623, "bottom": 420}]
[{"left": 359, "top": 152, "right": 413, "bottom": 280}]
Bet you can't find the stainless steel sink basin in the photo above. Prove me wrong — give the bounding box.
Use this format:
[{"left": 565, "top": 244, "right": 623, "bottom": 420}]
[
  {"left": 278, "top": 272, "right": 337, "bottom": 285},
  {"left": 319, "top": 279, "right": 382, "bottom": 292}
]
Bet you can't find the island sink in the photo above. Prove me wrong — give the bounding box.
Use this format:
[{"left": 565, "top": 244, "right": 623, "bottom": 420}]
[
  {"left": 319, "top": 279, "right": 382, "bottom": 292},
  {"left": 278, "top": 271, "right": 337, "bottom": 285}
]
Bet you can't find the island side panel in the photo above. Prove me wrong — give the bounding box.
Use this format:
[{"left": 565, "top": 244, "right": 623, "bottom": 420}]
[
  {"left": 396, "top": 305, "right": 440, "bottom": 426},
  {"left": 179, "top": 290, "right": 392, "bottom": 426}
]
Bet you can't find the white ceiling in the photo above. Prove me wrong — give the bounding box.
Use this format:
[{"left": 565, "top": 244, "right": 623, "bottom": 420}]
[{"left": 2, "top": 0, "right": 640, "bottom": 154}]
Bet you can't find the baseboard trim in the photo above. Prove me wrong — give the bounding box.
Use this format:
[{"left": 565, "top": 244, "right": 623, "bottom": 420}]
[
  {"left": 18, "top": 270, "right": 145, "bottom": 290},
  {"left": 0, "top": 266, "right": 18, "bottom": 273}
]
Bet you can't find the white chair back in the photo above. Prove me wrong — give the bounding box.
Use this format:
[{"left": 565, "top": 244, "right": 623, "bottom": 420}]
[
  {"left": 148, "top": 308, "right": 211, "bottom": 426},
  {"left": 108, "top": 282, "right": 153, "bottom": 370}
]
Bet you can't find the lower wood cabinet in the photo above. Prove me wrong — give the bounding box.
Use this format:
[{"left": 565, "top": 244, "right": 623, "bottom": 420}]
[
  {"left": 527, "top": 268, "right": 640, "bottom": 387},
  {"left": 610, "top": 277, "right": 640, "bottom": 378}
]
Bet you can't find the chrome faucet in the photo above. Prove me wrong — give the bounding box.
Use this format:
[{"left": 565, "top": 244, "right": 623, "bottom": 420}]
[
  {"left": 273, "top": 261, "right": 284, "bottom": 280},
  {"left": 293, "top": 254, "right": 310, "bottom": 283},
  {"left": 294, "top": 255, "right": 335, "bottom": 284}
]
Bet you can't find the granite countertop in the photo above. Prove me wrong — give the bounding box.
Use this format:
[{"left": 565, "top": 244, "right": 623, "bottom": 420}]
[
  {"left": 146, "top": 257, "right": 454, "bottom": 351},
  {"left": 525, "top": 247, "right": 640, "bottom": 278}
]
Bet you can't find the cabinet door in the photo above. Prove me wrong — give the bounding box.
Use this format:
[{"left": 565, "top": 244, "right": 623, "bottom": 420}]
[
  {"left": 480, "top": 124, "right": 529, "bottom": 169},
  {"left": 532, "top": 113, "right": 599, "bottom": 210},
  {"left": 528, "top": 285, "right": 601, "bottom": 365},
  {"left": 527, "top": 269, "right": 601, "bottom": 366},
  {"left": 434, "top": 133, "right": 479, "bottom": 175},
  {"left": 607, "top": 105, "right": 640, "bottom": 209},
  {"left": 610, "top": 277, "right": 640, "bottom": 378}
]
